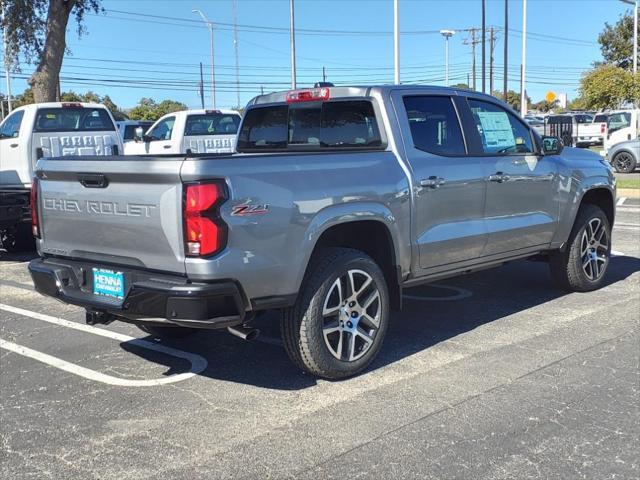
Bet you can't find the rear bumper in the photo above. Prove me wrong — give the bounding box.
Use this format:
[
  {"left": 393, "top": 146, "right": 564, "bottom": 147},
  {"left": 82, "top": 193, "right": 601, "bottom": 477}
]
[{"left": 28, "top": 257, "right": 247, "bottom": 329}]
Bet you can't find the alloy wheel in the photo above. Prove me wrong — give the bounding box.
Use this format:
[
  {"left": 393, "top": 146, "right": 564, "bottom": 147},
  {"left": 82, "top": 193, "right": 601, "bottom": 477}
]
[
  {"left": 321, "top": 269, "right": 381, "bottom": 362},
  {"left": 580, "top": 218, "right": 609, "bottom": 281}
]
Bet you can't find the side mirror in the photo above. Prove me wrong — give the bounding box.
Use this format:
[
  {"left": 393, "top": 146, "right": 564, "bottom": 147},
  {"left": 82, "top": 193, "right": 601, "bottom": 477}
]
[
  {"left": 541, "top": 136, "right": 563, "bottom": 156},
  {"left": 134, "top": 127, "right": 145, "bottom": 142}
]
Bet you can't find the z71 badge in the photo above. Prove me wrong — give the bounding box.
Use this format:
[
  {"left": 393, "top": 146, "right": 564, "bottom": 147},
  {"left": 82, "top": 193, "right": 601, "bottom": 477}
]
[{"left": 231, "top": 203, "right": 269, "bottom": 216}]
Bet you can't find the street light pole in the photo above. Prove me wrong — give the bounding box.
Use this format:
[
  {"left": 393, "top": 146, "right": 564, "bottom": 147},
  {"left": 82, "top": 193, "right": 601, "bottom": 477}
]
[
  {"left": 193, "top": 9, "right": 216, "bottom": 109},
  {"left": 520, "top": 0, "right": 527, "bottom": 116},
  {"left": 440, "top": 30, "right": 455, "bottom": 86},
  {"left": 1, "top": 3, "right": 12, "bottom": 112},
  {"left": 394, "top": 0, "right": 400, "bottom": 84},
  {"left": 289, "top": 0, "right": 297, "bottom": 89}
]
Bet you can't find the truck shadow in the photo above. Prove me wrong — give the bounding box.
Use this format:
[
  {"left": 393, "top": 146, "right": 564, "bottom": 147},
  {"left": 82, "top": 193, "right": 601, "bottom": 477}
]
[{"left": 124, "top": 254, "right": 640, "bottom": 390}]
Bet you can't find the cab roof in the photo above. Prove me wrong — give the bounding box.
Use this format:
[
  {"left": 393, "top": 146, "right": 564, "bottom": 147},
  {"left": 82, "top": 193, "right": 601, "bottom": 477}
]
[{"left": 249, "top": 84, "right": 498, "bottom": 106}]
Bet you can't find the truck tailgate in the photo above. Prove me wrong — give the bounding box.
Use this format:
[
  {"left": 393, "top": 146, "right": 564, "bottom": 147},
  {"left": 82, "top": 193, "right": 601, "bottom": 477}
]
[{"left": 36, "top": 158, "right": 186, "bottom": 274}]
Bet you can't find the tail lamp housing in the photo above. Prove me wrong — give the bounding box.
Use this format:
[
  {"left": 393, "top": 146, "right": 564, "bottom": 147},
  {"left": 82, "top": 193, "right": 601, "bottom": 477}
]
[
  {"left": 31, "top": 177, "right": 40, "bottom": 238},
  {"left": 183, "top": 181, "right": 227, "bottom": 257}
]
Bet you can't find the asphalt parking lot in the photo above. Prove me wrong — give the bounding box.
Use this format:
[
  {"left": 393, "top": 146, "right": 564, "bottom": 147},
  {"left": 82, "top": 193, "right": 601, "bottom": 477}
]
[{"left": 1, "top": 204, "right": 639, "bottom": 480}]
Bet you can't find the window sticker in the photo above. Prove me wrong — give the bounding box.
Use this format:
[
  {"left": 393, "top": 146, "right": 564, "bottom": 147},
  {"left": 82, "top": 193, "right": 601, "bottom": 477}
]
[{"left": 477, "top": 111, "right": 515, "bottom": 149}]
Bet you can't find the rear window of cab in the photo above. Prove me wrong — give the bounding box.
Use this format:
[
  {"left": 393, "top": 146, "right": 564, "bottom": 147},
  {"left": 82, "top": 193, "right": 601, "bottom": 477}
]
[
  {"left": 34, "top": 108, "right": 116, "bottom": 133},
  {"left": 237, "top": 100, "right": 383, "bottom": 152}
]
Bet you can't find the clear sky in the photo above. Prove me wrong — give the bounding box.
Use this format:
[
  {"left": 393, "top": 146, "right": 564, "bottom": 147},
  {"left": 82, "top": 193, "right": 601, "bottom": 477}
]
[{"left": 0, "top": 0, "right": 633, "bottom": 110}]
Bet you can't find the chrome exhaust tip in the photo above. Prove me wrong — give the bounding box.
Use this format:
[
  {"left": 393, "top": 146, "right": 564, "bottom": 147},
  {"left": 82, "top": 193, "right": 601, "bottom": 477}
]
[{"left": 227, "top": 325, "right": 260, "bottom": 341}]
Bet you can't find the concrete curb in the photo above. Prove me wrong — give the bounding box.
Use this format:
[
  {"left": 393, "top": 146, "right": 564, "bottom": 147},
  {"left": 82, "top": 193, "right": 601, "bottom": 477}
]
[{"left": 618, "top": 188, "right": 640, "bottom": 199}]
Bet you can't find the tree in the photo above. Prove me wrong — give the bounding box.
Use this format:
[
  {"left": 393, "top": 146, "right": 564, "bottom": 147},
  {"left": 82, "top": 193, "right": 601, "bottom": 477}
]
[
  {"left": 2, "top": 0, "right": 103, "bottom": 103},
  {"left": 530, "top": 99, "right": 559, "bottom": 113},
  {"left": 598, "top": 12, "right": 639, "bottom": 70},
  {"left": 492, "top": 90, "right": 530, "bottom": 112},
  {"left": 128, "top": 98, "right": 187, "bottom": 121},
  {"left": 451, "top": 83, "right": 470, "bottom": 90},
  {"left": 567, "top": 96, "right": 589, "bottom": 111},
  {"left": 579, "top": 65, "right": 638, "bottom": 109}
]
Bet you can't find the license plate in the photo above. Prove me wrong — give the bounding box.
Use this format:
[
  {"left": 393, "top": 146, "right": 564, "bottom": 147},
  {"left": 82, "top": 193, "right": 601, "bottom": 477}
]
[{"left": 93, "top": 268, "right": 125, "bottom": 299}]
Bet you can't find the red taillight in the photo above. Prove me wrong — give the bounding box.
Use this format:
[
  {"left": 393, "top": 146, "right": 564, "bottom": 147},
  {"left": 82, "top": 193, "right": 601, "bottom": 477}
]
[
  {"left": 61, "top": 102, "right": 83, "bottom": 108},
  {"left": 183, "top": 182, "right": 227, "bottom": 257},
  {"left": 601, "top": 123, "right": 606, "bottom": 134},
  {"left": 31, "top": 177, "right": 40, "bottom": 238},
  {"left": 286, "top": 87, "right": 330, "bottom": 103}
]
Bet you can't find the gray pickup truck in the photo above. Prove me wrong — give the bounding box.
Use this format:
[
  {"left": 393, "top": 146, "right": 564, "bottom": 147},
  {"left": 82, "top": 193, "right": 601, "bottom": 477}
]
[{"left": 28, "top": 86, "right": 616, "bottom": 379}]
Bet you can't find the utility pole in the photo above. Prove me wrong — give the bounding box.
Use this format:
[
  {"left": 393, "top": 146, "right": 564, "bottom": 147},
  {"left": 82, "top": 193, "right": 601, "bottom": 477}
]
[
  {"left": 289, "top": 0, "right": 297, "bottom": 89},
  {"left": 520, "top": 0, "right": 528, "bottom": 116},
  {"left": 504, "top": 0, "right": 509, "bottom": 98},
  {"left": 322, "top": 66, "right": 326, "bottom": 82},
  {"left": 199, "top": 62, "right": 205, "bottom": 109},
  {"left": 193, "top": 9, "right": 216, "bottom": 109},
  {"left": 394, "top": 0, "right": 400, "bottom": 84},
  {"left": 481, "top": 0, "right": 486, "bottom": 93},
  {"left": 489, "top": 27, "right": 496, "bottom": 95},
  {"left": 463, "top": 29, "right": 480, "bottom": 90},
  {"left": 1, "top": 3, "right": 12, "bottom": 112},
  {"left": 232, "top": 0, "right": 240, "bottom": 108}
]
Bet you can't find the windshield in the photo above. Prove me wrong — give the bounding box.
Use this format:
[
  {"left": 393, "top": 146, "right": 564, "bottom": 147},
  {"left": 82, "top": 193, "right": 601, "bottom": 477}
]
[{"left": 33, "top": 108, "right": 116, "bottom": 132}]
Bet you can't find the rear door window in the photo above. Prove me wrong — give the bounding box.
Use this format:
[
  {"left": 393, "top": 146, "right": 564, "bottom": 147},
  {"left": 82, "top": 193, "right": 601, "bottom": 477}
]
[
  {"left": 237, "top": 100, "right": 383, "bottom": 151},
  {"left": 34, "top": 108, "right": 115, "bottom": 132},
  {"left": 0, "top": 110, "right": 24, "bottom": 139},
  {"left": 185, "top": 113, "right": 241, "bottom": 136},
  {"left": 403, "top": 96, "right": 466, "bottom": 156}
]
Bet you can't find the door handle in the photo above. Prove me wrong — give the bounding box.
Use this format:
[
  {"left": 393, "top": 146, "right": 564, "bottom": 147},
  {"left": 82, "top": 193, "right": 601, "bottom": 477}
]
[
  {"left": 420, "top": 176, "right": 445, "bottom": 188},
  {"left": 78, "top": 173, "right": 109, "bottom": 189},
  {"left": 488, "top": 172, "right": 510, "bottom": 183},
  {"left": 163, "top": 145, "right": 171, "bottom": 149},
  {"left": 10, "top": 143, "right": 18, "bottom": 148}
]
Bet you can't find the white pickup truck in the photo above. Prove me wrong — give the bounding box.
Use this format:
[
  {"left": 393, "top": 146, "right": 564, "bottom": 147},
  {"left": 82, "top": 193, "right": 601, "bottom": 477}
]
[
  {"left": 123, "top": 109, "right": 241, "bottom": 155},
  {"left": 603, "top": 109, "right": 640, "bottom": 157},
  {"left": 0, "top": 102, "right": 122, "bottom": 251}
]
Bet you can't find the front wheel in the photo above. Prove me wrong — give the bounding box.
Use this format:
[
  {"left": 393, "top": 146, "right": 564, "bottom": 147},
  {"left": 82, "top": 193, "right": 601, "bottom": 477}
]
[
  {"left": 549, "top": 205, "right": 611, "bottom": 292},
  {"left": 611, "top": 151, "right": 637, "bottom": 173},
  {"left": 281, "top": 248, "right": 390, "bottom": 379}
]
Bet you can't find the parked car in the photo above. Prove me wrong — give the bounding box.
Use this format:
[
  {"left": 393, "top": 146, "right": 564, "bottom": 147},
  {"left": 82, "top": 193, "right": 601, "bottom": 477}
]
[
  {"left": 123, "top": 109, "right": 241, "bottom": 155},
  {"left": 28, "top": 86, "right": 615, "bottom": 379},
  {"left": 603, "top": 109, "right": 639, "bottom": 156},
  {"left": 608, "top": 138, "right": 639, "bottom": 173},
  {"left": 116, "top": 120, "right": 153, "bottom": 143},
  {"left": 0, "top": 102, "right": 122, "bottom": 251}
]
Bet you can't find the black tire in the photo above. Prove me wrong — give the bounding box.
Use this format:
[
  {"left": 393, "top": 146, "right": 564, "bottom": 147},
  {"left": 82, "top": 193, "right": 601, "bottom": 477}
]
[
  {"left": 1, "top": 223, "right": 35, "bottom": 253},
  {"left": 549, "top": 204, "right": 611, "bottom": 292},
  {"left": 137, "top": 324, "right": 196, "bottom": 339},
  {"left": 281, "top": 247, "right": 390, "bottom": 380},
  {"left": 611, "top": 151, "right": 637, "bottom": 174}
]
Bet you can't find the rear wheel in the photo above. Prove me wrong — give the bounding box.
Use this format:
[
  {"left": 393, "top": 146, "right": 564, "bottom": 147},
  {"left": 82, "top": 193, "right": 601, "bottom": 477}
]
[
  {"left": 137, "top": 324, "right": 196, "bottom": 339},
  {"left": 611, "top": 151, "right": 637, "bottom": 173},
  {"left": 549, "top": 204, "right": 611, "bottom": 292},
  {"left": 281, "top": 248, "right": 389, "bottom": 380}
]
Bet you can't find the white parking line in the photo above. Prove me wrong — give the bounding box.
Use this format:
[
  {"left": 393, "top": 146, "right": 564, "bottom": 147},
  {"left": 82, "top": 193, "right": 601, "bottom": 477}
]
[
  {"left": 403, "top": 284, "right": 473, "bottom": 302},
  {"left": 617, "top": 197, "right": 627, "bottom": 206},
  {"left": 0, "top": 303, "right": 208, "bottom": 387}
]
